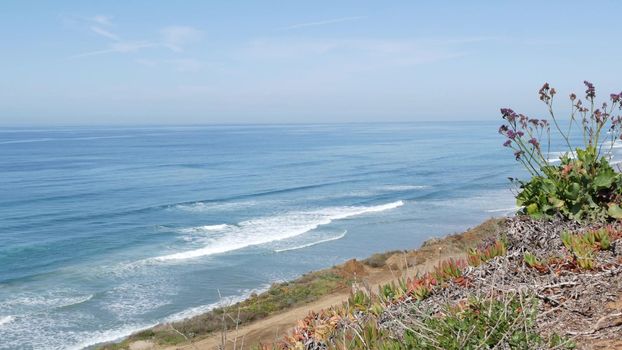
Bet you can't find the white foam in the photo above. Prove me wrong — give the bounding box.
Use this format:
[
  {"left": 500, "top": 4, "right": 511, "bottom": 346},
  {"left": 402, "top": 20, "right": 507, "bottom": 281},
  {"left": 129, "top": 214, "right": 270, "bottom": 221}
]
[
  {"left": 174, "top": 200, "right": 258, "bottom": 213},
  {"left": 0, "top": 315, "right": 13, "bottom": 327},
  {"left": 178, "top": 224, "right": 233, "bottom": 233},
  {"left": 275, "top": 230, "right": 347, "bottom": 253},
  {"left": 486, "top": 207, "right": 522, "bottom": 213},
  {"left": 153, "top": 200, "right": 404, "bottom": 262},
  {"left": 65, "top": 323, "right": 158, "bottom": 350},
  {"left": 0, "top": 293, "right": 94, "bottom": 311},
  {"left": 164, "top": 284, "right": 271, "bottom": 322}
]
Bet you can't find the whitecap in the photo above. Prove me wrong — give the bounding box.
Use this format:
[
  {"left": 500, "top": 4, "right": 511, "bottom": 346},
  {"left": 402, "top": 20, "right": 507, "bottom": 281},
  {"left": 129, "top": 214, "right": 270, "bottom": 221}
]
[
  {"left": 0, "top": 293, "right": 94, "bottom": 311},
  {"left": 174, "top": 200, "right": 258, "bottom": 212},
  {"left": 275, "top": 230, "right": 347, "bottom": 253},
  {"left": 178, "top": 224, "right": 233, "bottom": 234},
  {"left": 0, "top": 315, "right": 14, "bottom": 327},
  {"left": 152, "top": 200, "right": 404, "bottom": 262}
]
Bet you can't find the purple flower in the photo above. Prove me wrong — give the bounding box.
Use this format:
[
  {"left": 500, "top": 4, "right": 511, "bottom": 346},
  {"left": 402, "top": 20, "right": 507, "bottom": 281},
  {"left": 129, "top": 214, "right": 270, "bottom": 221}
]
[
  {"left": 570, "top": 93, "right": 577, "bottom": 101},
  {"left": 528, "top": 138, "right": 540, "bottom": 149},
  {"left": 498, "top": 124, "right": 509, "bottom": 134},
  {"left": 506, "top": 130, "right": 516, "bottom": 139},
  {"left": 517, "top": 131, "right": 525, "bottom": 137},
  {"left": 539, "top": 83, "right": 551, "bottom": 102},
  {"left": 500, "top": 108, "right": 517, "bottom": 122},
  {"left": 529, "top": 118, "right": 540, "bottom": 126},
  {"left": 584, "top": 80, "right": 596, "bottom": 99},
  {"left": 503, "top": 140, "right": 512, "bottom": 147}
]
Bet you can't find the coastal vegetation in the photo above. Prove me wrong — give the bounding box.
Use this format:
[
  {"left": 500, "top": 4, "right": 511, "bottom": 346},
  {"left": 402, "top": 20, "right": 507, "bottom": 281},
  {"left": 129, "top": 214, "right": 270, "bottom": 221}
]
[
  {"left": 499, "top": 82, "right": 622, "bottom": 221},
  {"left": 263, "top": 82, "right": 622, "bottom": 350}
]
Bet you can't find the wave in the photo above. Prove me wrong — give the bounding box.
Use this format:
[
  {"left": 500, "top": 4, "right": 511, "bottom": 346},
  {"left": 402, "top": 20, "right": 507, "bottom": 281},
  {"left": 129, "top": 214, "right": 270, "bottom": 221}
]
[
  {"left": 174, "top": 201, "right": 259, "bottom": 213},
  {"left": 153, "top": 200, "right": 404, "bottom": 262},
  {"left": 0, "top": 315, "right": 13, "bottom": 327},
  {"left": 178, "top": 224, "right": 233, "bottom": 234},
  {"left": 275, "top": 230, "right": 347, "bottom": 253},
  {"left": 0, "top": 293, "right": 94, "bottom": 311}
]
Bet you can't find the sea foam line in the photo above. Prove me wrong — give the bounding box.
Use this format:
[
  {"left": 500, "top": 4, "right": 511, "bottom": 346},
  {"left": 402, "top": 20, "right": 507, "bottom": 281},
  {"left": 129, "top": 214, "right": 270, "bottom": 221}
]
[
  {"left": 67, "top": 285, "right": 271, "bottom": 350},
  {"left": 274, "top": 230, "right": 348, "bottom": 253},
  {"left": 153, "top": 200, "right": 404, "bottom": 262}
]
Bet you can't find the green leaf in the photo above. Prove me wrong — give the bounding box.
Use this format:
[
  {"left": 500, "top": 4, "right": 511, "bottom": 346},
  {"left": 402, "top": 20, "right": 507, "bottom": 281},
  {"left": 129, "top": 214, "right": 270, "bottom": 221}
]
[
  {"left": 526, "top": 203, "right": 540, "bottom": 216},
  {"left": 548, "top": 196, "right": 564, "bottom": 209},
  {"left": 565, "top": 182, "right": 580, "bottom": 200},
  {"left": 607, "top": 204, "right": 622, "bottom": 219},
  {"left": 594, "top": 172, "right": 615, "bottom": 189}
]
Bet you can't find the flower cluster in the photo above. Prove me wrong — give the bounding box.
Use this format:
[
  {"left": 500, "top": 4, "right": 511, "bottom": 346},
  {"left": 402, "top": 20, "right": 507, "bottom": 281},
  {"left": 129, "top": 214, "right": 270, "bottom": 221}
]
[
  {"left": 498, "top": 106, "right": 550, "bottom": 174},
  {"left": 500, "top": 81, "right": 622, "bottom": 177}
]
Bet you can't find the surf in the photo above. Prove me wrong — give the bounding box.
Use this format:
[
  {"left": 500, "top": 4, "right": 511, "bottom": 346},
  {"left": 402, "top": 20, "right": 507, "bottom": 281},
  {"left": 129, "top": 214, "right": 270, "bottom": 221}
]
[{"left": 153, "top": 200, "right": 404, "bottom": 262}]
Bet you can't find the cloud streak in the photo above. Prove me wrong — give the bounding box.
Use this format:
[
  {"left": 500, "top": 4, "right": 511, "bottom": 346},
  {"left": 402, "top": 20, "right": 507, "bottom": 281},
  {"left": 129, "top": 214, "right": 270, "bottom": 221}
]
[
  {"left": 90, "top": 26, "right": 120, "bottom": 41},
  {"left": 70, "top": 18, "right": 203, "bottom": 59},
  {"left": 279, "top": 16, "right": 367, "bottom": 30}
]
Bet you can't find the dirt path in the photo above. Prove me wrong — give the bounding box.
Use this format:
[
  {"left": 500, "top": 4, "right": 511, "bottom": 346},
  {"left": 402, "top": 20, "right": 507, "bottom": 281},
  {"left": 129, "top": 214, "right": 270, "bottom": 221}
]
[{"left": 132, "top": 252, "right": 467, "bottom": 350}]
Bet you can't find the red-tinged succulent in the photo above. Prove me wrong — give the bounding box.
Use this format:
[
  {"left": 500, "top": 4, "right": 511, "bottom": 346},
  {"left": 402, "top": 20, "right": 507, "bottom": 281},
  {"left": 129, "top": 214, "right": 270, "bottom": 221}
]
[
  {"left": 433, "top": 258, "right": 466, "bottom": 283},
  {"left": 468, "top": 240, "right": 507, "bottom": 267}
]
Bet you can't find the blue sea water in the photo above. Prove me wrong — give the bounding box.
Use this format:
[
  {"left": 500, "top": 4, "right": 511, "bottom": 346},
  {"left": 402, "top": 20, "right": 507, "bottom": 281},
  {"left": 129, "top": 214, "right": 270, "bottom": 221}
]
[{"left": 0, "top": 123, "right": 521, "bottom": 349}]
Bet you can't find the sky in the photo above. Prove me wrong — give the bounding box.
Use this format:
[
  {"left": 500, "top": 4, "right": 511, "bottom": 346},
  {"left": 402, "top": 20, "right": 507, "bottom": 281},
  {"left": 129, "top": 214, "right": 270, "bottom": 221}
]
[{"left": 1, "top": 1, "right": 622, "bottom": 125}]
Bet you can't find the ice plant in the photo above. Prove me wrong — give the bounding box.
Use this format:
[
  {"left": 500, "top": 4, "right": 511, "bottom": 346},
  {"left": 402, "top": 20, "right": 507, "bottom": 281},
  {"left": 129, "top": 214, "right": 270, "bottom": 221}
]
[{"left": 467, "top": 240, "right": 507, "bottom": 267}]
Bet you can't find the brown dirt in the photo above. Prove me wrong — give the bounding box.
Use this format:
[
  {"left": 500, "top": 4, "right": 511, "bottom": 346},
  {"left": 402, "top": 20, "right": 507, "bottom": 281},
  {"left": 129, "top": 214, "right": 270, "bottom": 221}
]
[{"left": 113, "top": 218, "right": 505, "bottom": 350}]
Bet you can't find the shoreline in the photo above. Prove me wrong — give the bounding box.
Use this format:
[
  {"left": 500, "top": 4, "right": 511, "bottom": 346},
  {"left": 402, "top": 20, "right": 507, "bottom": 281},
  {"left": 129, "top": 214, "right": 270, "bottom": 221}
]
[{"left": 97, "top": 218, "right": 505, "bottom": 350}]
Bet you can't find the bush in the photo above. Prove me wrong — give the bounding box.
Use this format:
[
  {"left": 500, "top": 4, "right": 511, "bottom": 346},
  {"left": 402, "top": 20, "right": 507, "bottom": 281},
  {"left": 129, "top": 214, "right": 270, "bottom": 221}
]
[
  {"left": 499, "top": 81, "right": 622, "bottom": 221},
  {"left": 326, "top": 293, "right": 574, "bottom": 350}
]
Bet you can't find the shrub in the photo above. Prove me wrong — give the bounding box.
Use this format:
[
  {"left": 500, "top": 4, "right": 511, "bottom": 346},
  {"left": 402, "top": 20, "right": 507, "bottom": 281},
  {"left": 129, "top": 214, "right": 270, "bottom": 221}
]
[
  {"left": 323, "top": 293, "right": 575, "bottom": 350},
  {"left": 499, "top": 81, "right": 622, "bottom": 221}
]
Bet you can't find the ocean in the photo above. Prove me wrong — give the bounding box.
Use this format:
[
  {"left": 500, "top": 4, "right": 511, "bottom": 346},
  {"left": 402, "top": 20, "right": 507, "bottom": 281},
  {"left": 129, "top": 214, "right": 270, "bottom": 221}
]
[{"left": 0, "top": 122, "right": 521, "bottom": 349}]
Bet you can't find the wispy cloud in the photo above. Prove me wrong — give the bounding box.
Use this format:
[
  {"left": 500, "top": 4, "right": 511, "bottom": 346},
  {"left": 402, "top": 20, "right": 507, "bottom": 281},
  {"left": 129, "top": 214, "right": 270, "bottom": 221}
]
[
  {"left": 90, "top": 26, "right": 120, "bottom": 41},
  {"left": 71, "top": 41, "right": 162, "bottom": 58},
  {"left": 70, "top": 17, "right": 203, "bottom": 59},
  {"left": 279, "top": 16, "right": 367, "bottom": 30}
]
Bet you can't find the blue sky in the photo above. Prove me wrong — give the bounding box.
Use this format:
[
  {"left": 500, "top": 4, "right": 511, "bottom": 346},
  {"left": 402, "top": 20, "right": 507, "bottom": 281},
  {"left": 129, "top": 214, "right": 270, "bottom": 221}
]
[{"left": 1, "top": 1, "right": 621, "bottom": 125}]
